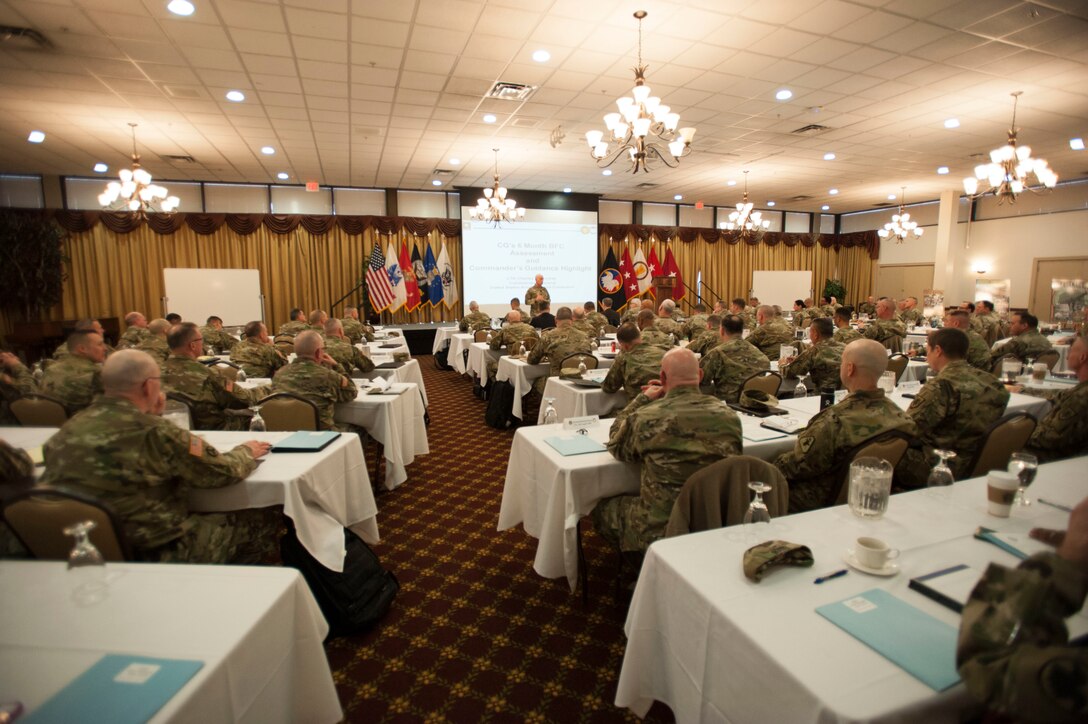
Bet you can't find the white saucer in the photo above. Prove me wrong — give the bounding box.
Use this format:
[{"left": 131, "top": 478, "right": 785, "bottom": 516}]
[{"left": 843, "top": 550, "right": 900, "bottom": 577}]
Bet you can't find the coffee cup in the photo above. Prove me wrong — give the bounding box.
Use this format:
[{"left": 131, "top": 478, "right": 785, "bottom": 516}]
[
  {"left": 1032, "top": 362, "right": 1047, "bottom": 381},
  {"left": 855, "top": 536, "right": 899, "bottom": 570},
  {"left": 987, "top": 471, "right": 1019, "bottom": 517}
]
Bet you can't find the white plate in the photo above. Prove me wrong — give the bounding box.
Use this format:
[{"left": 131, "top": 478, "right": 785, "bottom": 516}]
[{"left": 843, "top": 550, "right": 899, "bottom": 577}]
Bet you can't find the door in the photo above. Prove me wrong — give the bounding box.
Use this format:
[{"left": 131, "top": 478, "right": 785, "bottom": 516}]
[
  {"left": 1030, "top": 257, "right": 1088, "bottom": 322},
  {"left": 875, "top": 264, "right": 934, "bottom": 305}
]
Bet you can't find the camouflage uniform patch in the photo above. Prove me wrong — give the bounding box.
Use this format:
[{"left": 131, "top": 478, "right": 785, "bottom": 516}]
[
  {"left": 161, "top": 354, "right": 261, "bottom": 430},
  {"left": 459, "top": 310, "right": 492, "bottom": 333},
  {"left": 527, "top": 325, "right": 594, "bottom": 394}
]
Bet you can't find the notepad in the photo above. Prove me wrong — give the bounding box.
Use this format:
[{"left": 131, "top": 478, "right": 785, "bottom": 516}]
[
  {"left": 742, "top": 426, "right": 787, "bottom": 442},
  {"left": 544, "top": 435, "right": 607, "bottom": 456},
  {"left": 974, "top": 528, "right": 1051, "bottom": 560},
  {"left": 816, "top": 588, "right": 960, "bottom": 691},
  {"left": 25, "top": 654, "right": 203, "bottom": 724},
  {"left": 909, "top": 564, "right": 981, "bottom": 613},
  {"left": 271, "top": 430, "right": 341, "bottom": 452}
]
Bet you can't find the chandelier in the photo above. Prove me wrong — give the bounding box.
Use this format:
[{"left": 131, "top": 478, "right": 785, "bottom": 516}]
[
  {"left": 470, "top": 149, "right": 524, "bottom": 226},
  {"left": 97, "top": 123, "right": 180, "bottom": 214},
  {"left": 878, "top": 187, "right": 923, "bottom": 244},
  {"left": 719, "top": 171, "right": 769, "bottom": 241},
  {"left": 583, "top": 10, "right": 696, "bottom": 173},
  {"left": 963, "top": 91, "right": 1057, "bottom": 204}
]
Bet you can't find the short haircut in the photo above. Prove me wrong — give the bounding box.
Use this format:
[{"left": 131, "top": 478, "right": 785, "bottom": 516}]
[
  {"left": 584, "top": 301, "right": 596, "bottom": 311},
  {"left": 616, "top": 322, "right": 640, "bottom": 344},
  {"left": 124, "top": 311, "right": 143, "bottom": 325},
  {"left": 324, "top": 318, "right": 343, "bottom": 334},
  {"left": 469, "top": 300, "right": 479, "bottom": 310},
  {"left": 165, "top": 313, "right": 182, "bottom": 324},
  {"left": 206, "top": 315, "right": 222, "bottom": 325},
  {"left": 539, "top": 301, "right": 551, "bottom": 311},
  {"left": 929, "top": 328, "right": 968, "bottom": 359},
  {"left": 289, "top": 307, "right": 304, "bottom": 321},
  {"left": 835, "top": 306, "right": 853, "bottom": 323},
  {"left": 946, "top": 310, "right": 970, "bottom": 325},
  {"left": 102, "top": 350, "right": 158, "bottom": 395},
  {"left": 661, "top": 299, "right": 676, "bottom": 313},
  {"left": 757, "top": 304, "right": 774, "bottom": 318},
  {"left": 811, "top": 318, "right": 834, "bottom": 339},
  {"left": 1014, "top": 311, "right": 1038, "bottom": 328},
  {"left": 963, "top": 302, "right": 976, "bottom": 313},
  {"left": 732, "top": 297, "right": 746, "bottom": 308},
  {"left": 294, "top": 330, "right": 323, "bottom": 357},
  {"left": 636, "top": 309, "right": 656, "bottom": 329},
  {"left": 600, "top": 298, "right": 613, "bottom": 309},
  {"left": 73, "top": 318, "right": 98, "bottom": 332},
  {"left": 510, "top": 297, "right": 519, "bottom": 305},
  {"left": 706, "top": 314, "right": 721, "bottom": 328},
  {"left": 147, "top": 318, "right": 170, "bottom": 335},
  {"left": 66, "top": 330, "right": 100, "bottom": 352},
  {"left": 308, "top": 309, "right": 326, "bottom": 325},
  {"left": 167, "top": 322, "right": 200, "bottom": 350},
  {"left": 555, "top": 306, "right": 573, "bottom": 321},
  {"left": 979, "top": 300, "right": 994, "bottom": 312},
  {"left": 721, "top": 315, "right": 745, "bottom": 335},
  {"left": 794, "top": 299, "right": 806, "bottom": 308},
  {"left": 693, "top": 303, "right": 706, "bottom": 313},
  {"left": 244, "top": 321, "right": 264, "bottom": 338},
  {"left": 344, "top": 306, "right": 357, "bottom": 315}
]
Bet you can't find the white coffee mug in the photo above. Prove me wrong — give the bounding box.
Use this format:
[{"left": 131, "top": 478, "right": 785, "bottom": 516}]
[
  {"left": 987, "top": 471, "right": 1019, "bottom": 517},
  {"left": 855, "top": 536, "right": 900, "bottom": 569}
]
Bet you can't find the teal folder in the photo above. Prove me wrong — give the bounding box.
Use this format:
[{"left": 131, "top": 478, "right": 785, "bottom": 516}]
[
  {"left": 816, "top": 588, "right": 960, "bottom": 691},
  {"left": 26, "top": 654, "right": 203, "bottom": 724},
  {"left": 271, "top": 430, "right": 341, "bottom": 452},
  {"left": 544, "top": 435, "right": 607, "bottom": 456}
]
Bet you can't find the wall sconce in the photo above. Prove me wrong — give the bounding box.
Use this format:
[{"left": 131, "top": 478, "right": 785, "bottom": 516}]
[{"left": 973, "top": 261, "right": 991, "bottom": 275}]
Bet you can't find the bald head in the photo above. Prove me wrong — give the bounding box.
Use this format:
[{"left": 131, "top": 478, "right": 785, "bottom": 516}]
[
  {"left": 841, "top": 339, "right": 889, "bottom": 390},
  {"left": 294, "top": 330, "right": 324, "bottom": 358},
  {"left": 324, "top": 318, "right": 344, "bottom": 337},
  {"left": 572, "top": 307, "right": 586, "bottom": 321},
  {"left": 308, "top": 309, "right": 327, "bottom": 326},
  {"left": 102, "top": 349, "right": 159, "bottom": 396},
  {"left": 661, "top": 348, "right": 701, "bottom": 390},
  {"left": 147, "top": 318, "right": 170, "bottom": 336},
  {"left": 505, "top": 310, "right": 521, "bottom": 324},
  {"left": 124, "top": 311, "right": 147, "bottom": 327},
  {"left": 876, "top": 299, "right": 895, "bottom": 319}
]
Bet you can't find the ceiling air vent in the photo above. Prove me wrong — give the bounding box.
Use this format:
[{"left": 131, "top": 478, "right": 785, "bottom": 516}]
[
  {"left": 791, "top": 123, "right": 830, "bottom": 135},
  {"left": 163, "top": 85, "right": 202, "bottom": 99},
  {"left": 871, "top": 202, "right": 893, "bottom": 207},
  {"left": 790, "top": 195, "right": 813, "bottom": 201},
  {"left": 161, "top": 154, "right": 198, "bottom": 164},
  {"left": 0, "top": 25, "right": 52, "bottom": 49},
  {"left": 432, "top": 168, "right": 455, "bottom": 177},
  {"left": 511, "top": 117, "right": 541, "bottom": 128},
  {"left": 486, "top": 81, "right": 536, "bottom": 101},
  {"left": 636, "top": 183, "right": 658, "bottom": 189}
]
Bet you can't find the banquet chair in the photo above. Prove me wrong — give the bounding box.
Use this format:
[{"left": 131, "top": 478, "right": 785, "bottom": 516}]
[
  {"left": 3, "top": 487, "right": 132, "bottom": 561},
  {"left": 163, "top": 393, "right": 194, "bottom": 430},
  {"left": 1035, "top": 350, "right": 1060, "bottom": 371},
  {"left": 829, "top": 429, "right": 915, "bottom": 507},
  {"left": 884, "top": 334, "right": 903, "bottom": 354},
  {"left": 664, "top": 456, "right": 789, "bottom": 537},
  {"left": 561, "top": 353, "right": 598, "bottom": 370},
  {"left": 208, "top": 360, "right": 241, "bottom": 381},
  {"left": 258, "top": 393, "right": 321, "bottom": 431},
  {"left": 473, "top": 330, "right": 490, "bottom": 342},
  {"left": 741, "top": 370, "right": 782, "bottom": 397},
  {"left": 10, "top": 394, "right": 68, "bottom": 427},
  {"left": 991, "top": 353, "right": 1017, "bottom": 376},
  {"left": 886, "top": 354, "right": 910, "bottom": 385},
  {"left": 967, "top": 413, "right": 1037, "bottom": 478}
]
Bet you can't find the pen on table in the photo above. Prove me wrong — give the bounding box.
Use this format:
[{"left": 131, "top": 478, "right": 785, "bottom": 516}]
[
  {"left": 814, "top": 569, "right": 848, "bottom": 584},
  {"left": 1038, "top": 498, "right": 1073, "bottom": 513}
]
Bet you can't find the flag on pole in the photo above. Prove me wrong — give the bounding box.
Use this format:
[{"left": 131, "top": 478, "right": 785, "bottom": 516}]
[
  {"left": 400, "top": 241, "right": 421, "bottom": 312},
  {"left": 597, "top": 247, "right": 626, "bottom": 311},
  {"left": 437, "top": 243, "right": 459, "bottom": 309},
  {"left": 366, "top": 244, "right": 395, "bottom": 313},
  {"left": 646, "top": 246, "right": 662, "bottom": 299},
  {"left": 633, "top": 246, "right": 652, "bottom": 297},
  {"left": 619, "top": 247, "right": 638, "bottom": 303},
  {"left": 384, "top": 241, "right": 407, "bottom": 312},
  {"left": 663, "top": 247, "right": 684, "bottom": 301},
  {"left": 424, "top": 242, "right": 443, "bottom": 307},
  {"left": 411, "top": 244, "right": 429, "bottom": 307}
]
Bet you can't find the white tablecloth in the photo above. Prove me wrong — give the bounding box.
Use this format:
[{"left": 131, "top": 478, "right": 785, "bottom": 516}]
[
  {"left": 776, "top": 390, "right": 1051, "bottom": 420},
  {"left": 431, "top": 324, "right": 461, "bottom": 354},
  {"left": 365, "top": 357, "right": 429, "bottom": 406},
  {"left": 615, "top": 456, "right": 1088, "bottom": 722},
  {"left": 537, "top": 377, "right": 629, "bottom": 424},
  {"left": 358, "top": 336, "right": 409, "bottom": 357},
  {"left": 0, "top": 561, "right": 342, "bottom": 723},
  {"left": 467, "top": 341, "right": 503, "bottom": 381},
  {"left": 448, "top": 333, "right": 475, "bottom": 374},
  {"left": 495, "top": 353, "right": 618, "bottom": 421}
]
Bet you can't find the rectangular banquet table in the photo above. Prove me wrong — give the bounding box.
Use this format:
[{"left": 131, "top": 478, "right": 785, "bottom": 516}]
[
  {"left": 430, "top": 324, "right": 461, "bottom": 355},
  {"left": 0, "top": 561, "right": 342, "bottom": 723},
  {"left": 495, "top": 352, "right": 617, "bottom": 421},
  {"left": 537, "top": 376, "right": 629, "bottom": 424},
  {"left": 466, "top": 341, "right": 503, "bottom": 381},
  {"left": 615, "top": 456, "right": 1088, "bottom": 723},
  {"left": 363, "top": 356, "right": 429, "bottom": 406},
  {"left": 448, "top": 333, "right": 475, "bottom": 374}
]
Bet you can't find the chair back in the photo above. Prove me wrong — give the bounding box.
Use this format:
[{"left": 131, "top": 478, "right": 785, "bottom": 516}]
[
  {"left": 830, "top": 429, "right": 914, "bottom": 506},
  {"left": 162, "top": 394, "right": 193, "bottom": 430},
  {"left": 2, "top": 487, "right": 131, "bottom": 561},
  {"left": 741, "top": 370, "right": 782, "bottom": 397},
  {"left": 884, "top": 334, "right": 903, "bottom": 354},
  {"left": 991, "top": 353, "right": 1016, "bottom": 376},
  {"left": 11, "top": 394, "right": 68, "bottom": 427},
  {"left": 257, "top": 392, "right": 321, "bottom": 431},
  {"left": 560, "top": 353, "right": 599, "bottom": 370},
  {"left": 273, "top": 334, "right": 295, "bottom": 355},
  {"left": 800, "top": 317, "right": 812, "bottom": 329},
  {"left": 665, "top": 456, "right": 789, "bottom": 537},
  {"left": 968, "top": 413, "right": 1037, "bottom": 478},
  {"left": 474, "top": 329, "right": 490, "bottom": 342},
  {"left": 521, "top": 336, "right": 538, "bottom": 352},
  {"left": 886, "top": 354, "right": 910, "bottom": 385},
  {"left": 1035, "top": 350, "right": 1060, "bottom": 371},
  {"left": 211, "top": 361, "right": 240, "bottom": 381},
  {"left": 601, "top": 324, "right": 618, "bottom": 335}
]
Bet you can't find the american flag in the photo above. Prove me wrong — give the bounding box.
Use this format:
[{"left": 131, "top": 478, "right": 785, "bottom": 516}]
[{"left": 366, "top": 244, "right": 395, "bottom": 312}]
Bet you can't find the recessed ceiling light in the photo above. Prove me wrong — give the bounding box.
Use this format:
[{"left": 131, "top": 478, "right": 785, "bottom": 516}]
[
  {"left": 563, "top": 187, "right": 572, "bottom": 193},
  {"left": 944, "top": 118, "right": 960, "bottom": 129},
  {"left": 674, "top": 194, "right": 682, "bottom": 201},
  {"left": 93, "top": 163, "right": 108, "bottom": 173},
  {"left": 1071, "top": 137, "right": 1085, "bottom": 150},
  {"left": 937, "top": 166, "right": 950, "bottom": 175},
  {"left": 602, "top": 169, "right": 612, "bottom": 176},
  {"left": 821, "top": 205, "right": 830, "bottom": 211},
  {"left": 829, "top": 188, "right": 839, "bottom": 195},
  {"left": 532, "top": 49, "right": 551, "bottom": 63},
  {"left": 27, "top": 130, "right": 45, "bottom": 143},
  {"left": 888, "top": 194, "right": 897, "bottom": 200},
  {"left": 775, "top": 89, "right": 792, "bottom": 101},
  {"left": 449, "top": 157, "right": 461, "bottom": 165},
  {"left": 167, "top": 0, "right": 195, "bottom": 16},
  {"left": 277, "top": 172, "right": 289, "bottom": 180},
  {"left": 482, "top": 114, "right": 497, "bottom": 124},
  {"left": 766, "top": 201, "right": 776, "bottom": 207},
  {"left": 261, "top": 146, "right": 275, "bottom": 155},
  {"left": 823, "top": 152, "right": 835, "bottom": 161},
  {"left": 225, "top": 90, "right": 245, "bottom": 102},
  {"left": 726, "top": 179, "right": 736, "bottom": 186},
  {"left": 431, "top": 179, "right": 442, "bottom": 186}
]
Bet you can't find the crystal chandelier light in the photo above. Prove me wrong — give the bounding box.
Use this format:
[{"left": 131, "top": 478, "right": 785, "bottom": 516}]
[
  {"left": 963, "top": 91, "right": 1058, "bottom": 204},
  {"left": 98, "top": 123, "right": 180, "bottom": 214},
  {"left": 470, "top": 149, "right": 524, "bottom": 226},
  {"left": 878, "top": 187, "right": 923, "bottom": 244},
  {"left": 583, "top": 10, "right": 696, "bottom": 173},
  {"left": 719, "top": 171, "right": 770, "bottom": 241}
]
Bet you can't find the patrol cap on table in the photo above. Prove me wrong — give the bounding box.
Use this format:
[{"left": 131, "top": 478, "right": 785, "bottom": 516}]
[{"left": 739, "top": 389, "right": 780, "bottom": 412}]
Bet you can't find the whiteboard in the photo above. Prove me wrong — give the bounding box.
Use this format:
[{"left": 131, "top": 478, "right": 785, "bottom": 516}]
[
  {"left": 163, "top": 268, "right": 263, "bottom": 327},
  {"left": 752, "top": 271, "right": 813, "bottom": 309}
]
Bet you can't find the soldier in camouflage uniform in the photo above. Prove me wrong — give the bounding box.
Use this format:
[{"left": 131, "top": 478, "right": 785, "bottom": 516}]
[
  {"left": 620, "top": 298, "right": 643, "bottom": 326},
  {"left": 957, "top": 495, "right": 1088, "bottom": 723},
  {"left": 593, "top": 348, "right": 742, "bottom": 553},
  {"left": 278, "top": 307, "right": 309, "bottom": 336},
  {"left": 780, "top": 318, "right": 845, "bottom": 392},
  {"left": 700, "top": 315, "right": 771, "bottom": 403},
  {"left": 0, "top": 437, "right": 33, "bottom": 486},
  {"left": 896, "top": 329, "right": 1010, "bottom": 487},
  {"left": 945, "top": 310, "right": 992, "bottom": 371},
  {"left": 833, "top": 307, "right": 863, "bottom": 345},
  {"left": 117, "top": 311, "right": 150, "bottom": 349},
  {"left": 728, "top": 298, "right": 756, "bottom": 330},
  {"left": 681, "top": 303, "right": 708, "bottom": 340},
  {"left": 271, "top": 331, "right": 360, "bottom": 431},
  {"left": 504, "top": 298, "right": 530, "bottom": 324},
  {"left": 527, "top": 307, "right": 594, "bottom": 395},
  {"left": 1026, "top": 335, "right": 1088, "bottom": 462},
  {"left": 602, "top": 323, "right": 665, "bottom": 400},
  {"left": 41, "top": 350, "right": 278, "bottom": 564},
  {"left": 637, "top": 310, "right": 674, "bottom": 349},
  {"left": 584, "top": 302, "right": 609, "bottom": 335},
  {"left": 161, "top": 323, "right": 264, "bottom": 431},
  {"left": 230, "top": 321, "right": 287, "bottom": 378},
  {"left": 324, "top": 318, "right": 375, "bottom": 377},
  {"left": 973, "top": 301, "right": 1004, "bottom": 346},
  {"left": 898, "top": 297, "right": 925, "bottom": 326},
  {"left": 459, "top": 300, "right": 493, "bottom": 333},
  {"left": 51, "top": 319, "right": 113, "bottom": 361},
  {"left": 135, "top": 318, "right": 171, "bottom": 363},
  {"left": 748, "top": 305, "right": 797, "bottom": 360},
  {"left": 0, "top": 352, "right": 36, "bottom": 425},
  {"left": 774, "top": 340, "right": 917, "bottom": 513},
  {"left": 686, "top": 314, "right": 723, "bottom": 356},
  {"left": 200, "top": 316, "right": 238, "bottom": 354},
  {"left": 653, "top": 300, "right": 683, "bottom": 339},
  {"left": 992, "top": 311, "right": 1053, "bottom": 365},
  {"left": 860, "top": 298, "right": 906, "bottom": 352},
  {"left": 571, "top": 307, "right": 598, "bottom": 338},
  {"left": 341, "top": 307, "right": 370, "bottom": 344},
  {"left": 857, "top": 296, "right": 877, "bottom": 317},
  {"left": 39, "top": 330, "right": 106, "bottom": 415},
  {"left": 525, "top": 274, "right": 550, "bottom": 317},
  {"left": 486, "top": 311, "right": 539, "bottom": 381}
]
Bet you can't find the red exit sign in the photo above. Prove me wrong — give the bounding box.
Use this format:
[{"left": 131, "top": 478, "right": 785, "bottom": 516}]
[{"left": 305, "top": 181, "right": 319, "bottom": 192}]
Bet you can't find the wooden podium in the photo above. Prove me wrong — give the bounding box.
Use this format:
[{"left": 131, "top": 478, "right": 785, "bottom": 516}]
[{"left": 652, "top": 276, "right": 677, "bottom": 303}]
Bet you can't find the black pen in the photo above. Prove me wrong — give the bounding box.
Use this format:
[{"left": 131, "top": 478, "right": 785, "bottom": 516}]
[{"left": 814, "top": 569, "right": 848, "bottom": 584}]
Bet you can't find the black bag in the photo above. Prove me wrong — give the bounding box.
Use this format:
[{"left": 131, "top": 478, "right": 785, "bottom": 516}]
[
  {"left": 281, "top": 524, "right": 399, "bottom": 638},
  {"left": 434, "top": 341, "right": 452, "bottom": 370},
  {"left": 484, "top": 379, "right": 517, "bottom": 429}
]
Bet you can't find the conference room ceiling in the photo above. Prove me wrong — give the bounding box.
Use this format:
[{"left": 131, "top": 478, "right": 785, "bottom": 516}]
[{"left": 0, "top": 0, "right": 1086, "bottom": 214}]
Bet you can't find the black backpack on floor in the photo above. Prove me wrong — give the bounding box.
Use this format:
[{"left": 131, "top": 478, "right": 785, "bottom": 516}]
[
  {"left": 485, "top": 379, "right": 517, "bottom": 429},
  {"left": 434, "top": 342, "right": 453, "bottom": 370},
  {"left": 281, "top": 524, "right": 399, "bottom": 638}
]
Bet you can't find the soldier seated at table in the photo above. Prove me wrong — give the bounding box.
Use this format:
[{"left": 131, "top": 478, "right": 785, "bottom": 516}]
[
  {"left": 530, "top": 301, "right": 557, "bottom": 331},
  {"left": 341, "top": 306, "right": 372, "bottom": 344},
  {"left": 1024, "top": 334, "right": 1088, "bottom": 463},
  {"left": 898, "top": 297, "right": 924, "bottom": 326},
  {"left": 42, "top": 349, "right": 278, "bottom": 565},
  {"left": 135, "top": 318, "right": 171, "bottom": 363},
  {"left": 230, "top": 321, "right": 287, "bottom": 378},
  {"left": 117, "top": 311, "right": 150, "bottom": 349},
  {"left": 307, "top": 309, "right": 328, "bottom": 331},
  {"left": 527, "top": 307, "right": 594, "bottom": 395},
  {"left": 593, "top": 348, "right": 742, "bottom": 555},
  {"left": 833, "top": 306, "right": 862, "bottom": 345},
  {"left": 992, "top": 311, "right": 1054, "bottom": 365},
  {"left": 1, "top": 351, "right": 36, "bottom": 425},
  {"left": 780, "top": 318, "right": 845, "bottom": 393},
  {"left": 602, "top": 323, "right": 665, "bottom": 400},
  {"left": 162, "top": 323, "right": 265, "bottom": 431},
  {"left": 682, "top": 303, "right": 708, "bottom": 341},
  {"left": 200, "top": 316, "right": 238, "bottom": 355},
  {"left": 637, "top": 310, "right": 673, "bottom": 349},
  {"left": 686, "top": 314, "right": 722, "bottom": 356},
  {"left": 748, "top": 305, "right": 796, "bottom": 360},
  {"left": 774, "top": 340, "right": 917, "bottom": 514},
  {"left": 271, "top": 331, "right": 359, "bottom": 431},
  {"left": 39, "top": 329, "right": 106, "bottom": 416},
  {"left": 895, "top": 328, "right": 1009, "bottom": 488},
  {"left": 972, "top": 300, "right": 1004, "bottom": 345},
  {"left": 584, "top": 301, "right": 609, "bottom": 335},
  {"left": 944, "top": 310, "right": 992, "bottom": 371},
  {"left": 486, "top": 311, "right": 538, "bottom": 382},
  {"left": 620, "top": 298, "right": 642, "bottom": 326},
  {"left": 507, "top": 298, "right": 530, "bottom": 324},
  {"left": 653, "top": 300, "right": 683, "bottom": 339},
  {"left": 51, "top": 318, "right": 113, "bottom": 361},
  {"left": 699, "top": 314, "right": 770, "bottom": 403},
  {"left": 324, "top": 318, "right": 375, "bottom": 377},
  {"left": 459, "top": 300, "right": 492, "bottom": 333},
  {"left": 860, "top": 298, "right": 906, "bottom": 352},
  {"left": 278, "top": 307, "right": 309, "bottom": 336},
  {"left": 571, "top": 307, "right": 597, "bottom": 338}
]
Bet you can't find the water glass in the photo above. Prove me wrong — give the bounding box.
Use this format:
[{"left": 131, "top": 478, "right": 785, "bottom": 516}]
[
  {"left": 1007, "top": 452, "right": 1038, "bottom": 506},
  {"left": 542, "top": 397, "right": 558, "bottom": 425},
  {"left": 878, "top": 371, "right": 896, "bottom": 395},
  {"left": 249, "top": 406, "right": 266, "bottom": 432},
  {"left": 1001, "top": 358, "right": 1021, "bottom": 384},
  {"left": 779, "top": 345, "right": 796, "bottom": 360},
  {"left": 926, "top": 449, "right": 956, "bottom": 487},
  {"left": 848, "top": 457, "right": 893, "bottom": 519},
  {"left": 743, "top": 481, "right": 772, "bottom": 524}
]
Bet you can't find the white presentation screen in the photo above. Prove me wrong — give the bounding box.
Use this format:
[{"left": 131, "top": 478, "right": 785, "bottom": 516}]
[
  {"left": 752, "top": 270, "right": 813, "bottom": 310},
  {"left": 461, "top": 208, "right": 598, "bottom": 318},
  {"left": 163, "top": 268, "right": 263, "bottom": 327}
]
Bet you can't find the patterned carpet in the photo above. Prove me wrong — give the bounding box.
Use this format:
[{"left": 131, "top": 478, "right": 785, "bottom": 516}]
[{"left": 323, "top": 358, "right": 673, "bottom": 723}]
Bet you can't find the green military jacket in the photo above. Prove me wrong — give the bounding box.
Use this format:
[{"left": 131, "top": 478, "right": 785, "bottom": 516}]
[
  {"left": 1026, "top": 379, "right": 1088, "bottom": 463},
  {"left": 781, "top": 338, "right": 845, "bottom": 391},
  {"left": 527, "top": 325, "right": 594, "bottom": 379},
  {"left": 524, "top": 284, "right": 550, "bottom": 316},
  {"left": 39, "top": 354, "right": 102, "bottom": 415},
  {"left": 271, "top": 358, "right": 358, "bottom": 430},
  {"left": 230, "top": 338, "right": 287, "bottom": 378},
  {"left": 200, "top": 325, "right": 238, "bottom": 354},
  {"left": 0, "top": 438, "right": 34, "bottom": 485},
  {"left": 324, "top": 336, "right": 375, "bottom": 376},
  {"left": 136, "top": 335, "right": 170, "bottom": 363},
  {"left": 682, "top": 313, "right": 708, "bottom": 340},
  {"left": 459, "top": 310, "right": 492, "bottom": 332},
  {"left": 653, "top": 316, "right": 683, "bottom": 339},
  {"left": 686, "top": 329, "right": 721, "bottom": 357},
  {"left": 601, "top": 341, "right": 665, "bottom": 399},
  {"left": 117, "top": 326, "right": 150, "bottom": 349},
  {"left": 699, "top": 337, "right": 770, "bottom": 403},
  {"left": 0, "top": 363, "right": 36, "bottom": 425},
  {"left": 972, "top": 312, "right": 1003, "bottom": 345},
  {"left": 965, "top": 330, "right": 993, "bottom": 371},
  {"left": 641, "top": 329, "right": 674, "bottom": 350},
  {"left": 571, "top": 319, "right": 597, "bottom": 338},
  {"left": 834, "top": 326, "right": 863, "bottom": 345},
  {"left": 161, "top": 354, "right": 259, "bottom": 430},
  {"left": 862, "top": 318, "right": 906, "bottom": 350},
  {"left": 994, "top": 330, "right": 1053, "bottom": 363},
  {"left": 586, "top": 311, "right": 609, "bottom": 334},
  {"left": 620, "top": 307, "right": 641, "bottom": 326},
  {"left": 489, "top": 322, "right": 537, "bottom": 352},
  {"left": 341, "top": 317, "right": 369, "bottom": 344},
  {"left": 277, "top": 320, "right": 309, "bottom": 336},
  {"left": 41, "top": 396, "right": 256, "bottom": 551},
  {"left": 857, "top": 301, "right": 877, "bottom": 316},
  {"left": 899, "top": 308, "right": 924, "bottom": 326},
  {"left": 747, "top": 319, "right": 795, "bottom": 361}
]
